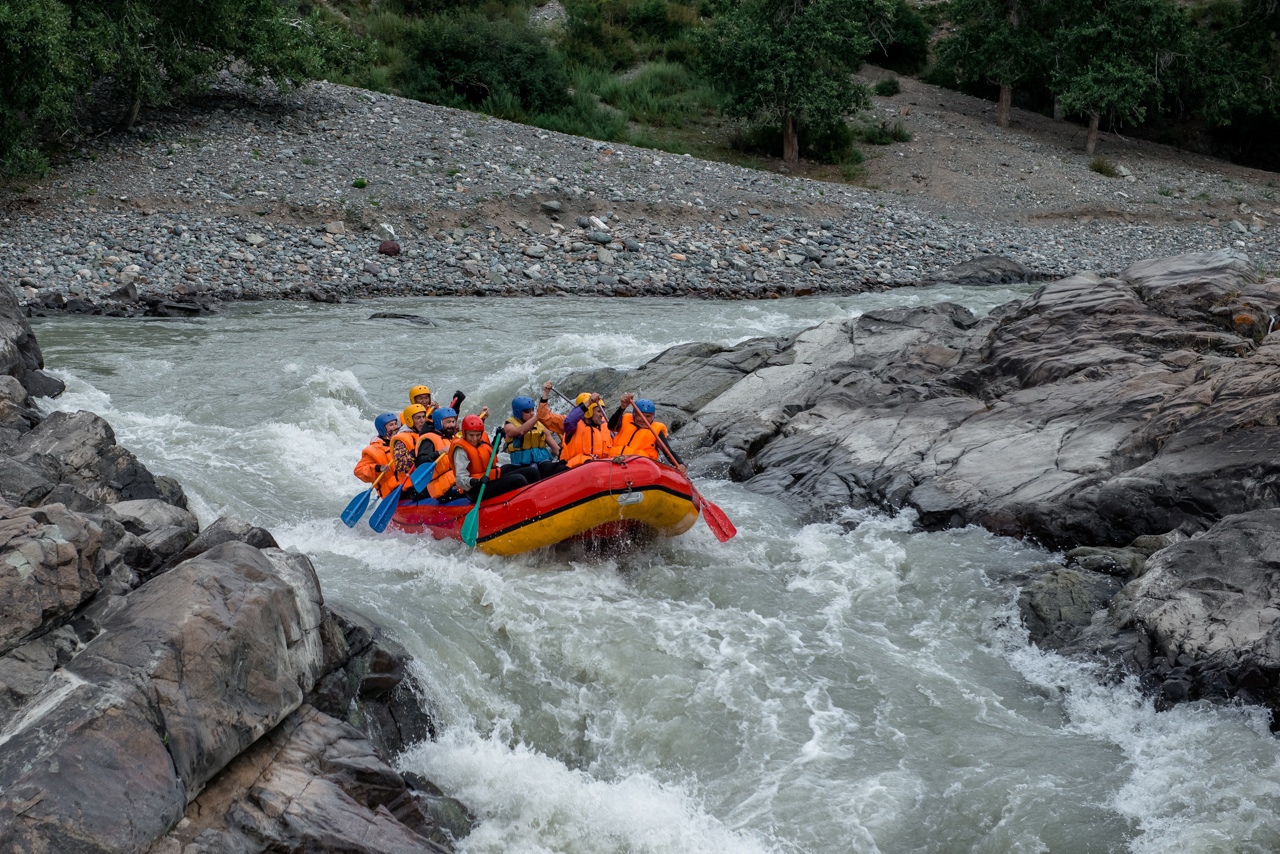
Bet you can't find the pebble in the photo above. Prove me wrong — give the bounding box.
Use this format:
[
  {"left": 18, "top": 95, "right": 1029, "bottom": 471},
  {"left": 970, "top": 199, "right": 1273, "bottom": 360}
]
[{"left": 3, "top": 78, "right": 1277, "bottom": 317}]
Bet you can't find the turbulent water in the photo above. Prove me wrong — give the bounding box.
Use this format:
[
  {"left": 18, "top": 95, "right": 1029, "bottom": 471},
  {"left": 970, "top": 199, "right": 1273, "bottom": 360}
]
[{"left": 32, "top": 288, "right": 1280, "bottom": 853}]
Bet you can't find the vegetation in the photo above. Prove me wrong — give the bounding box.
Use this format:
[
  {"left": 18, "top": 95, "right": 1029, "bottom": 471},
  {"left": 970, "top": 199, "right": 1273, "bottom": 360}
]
[{"left": 0, "top": 0, "right": 352, "bottom": 175}]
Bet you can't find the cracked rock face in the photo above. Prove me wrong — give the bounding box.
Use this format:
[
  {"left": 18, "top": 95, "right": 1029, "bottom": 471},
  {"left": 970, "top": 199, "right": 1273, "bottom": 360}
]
[{"left": 596, "top": 250, "right": 1280, "bottom": 548}]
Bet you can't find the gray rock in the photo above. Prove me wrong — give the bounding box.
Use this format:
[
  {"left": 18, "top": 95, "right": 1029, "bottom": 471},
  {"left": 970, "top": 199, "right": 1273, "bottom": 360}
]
[
  {"left": 164, "top": 515, "right": 278, "bottom": 568},
  {"left": 111, "top": 497, "right": 199, "bottom": 536},
  {"left": 928, "top": 254, "right": 1029, "bottom": 285},
  {"left": 540, "top": 200, "right": 563, "bottom": 213},
  {"left": 0, "top": 276, "right": 64, "bottom": 399},
  {"left": 1017, "top": 565, "right": 1122, "bottom": 651}
]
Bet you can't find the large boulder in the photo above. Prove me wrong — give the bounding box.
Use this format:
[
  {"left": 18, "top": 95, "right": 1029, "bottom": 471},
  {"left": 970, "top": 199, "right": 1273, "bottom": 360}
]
[
  {"left": 0, "top": 541, "right": 328, "bottom": 852},
  {"left": 11, "top": 409, "right": 188, "bottom": 508},
  {"left": 0, "top": 281, "right": 64, "bottom": 398},
  {"left": 607, "top": 250, "right": 1280, "bottom": 547},
  {"left": 159, "top": 705, "right": 454, "bottom": 854},
  {"left": 1072, "top": 509, "right": 1280, "bottom": 716},
  {"left": 0, "top": 501, "right": 104, "bottom": 656}
]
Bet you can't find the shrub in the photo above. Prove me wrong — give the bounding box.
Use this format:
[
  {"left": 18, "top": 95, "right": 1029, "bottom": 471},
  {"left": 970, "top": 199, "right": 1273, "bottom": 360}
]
[
  {"left": 404, "top": 12, "right": 571, "bottom": 114},
  {"left": 873, "top": 77, "right": 901, "bottom": 97},
  {"left": 1089, "top": 157, "right": 1120, "bottom": 177},
  {"left": 867, "top": 0, "right": 932, "bottom": 74},
  {"left": 732, "top": 117, "right": 857, "bottom": 162},
  {"left": 858, "top": 119, "right": 911, "bottom": 144}
]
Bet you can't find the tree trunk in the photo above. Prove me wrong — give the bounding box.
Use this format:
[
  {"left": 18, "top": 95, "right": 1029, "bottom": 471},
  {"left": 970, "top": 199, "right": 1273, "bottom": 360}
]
[
  {"left": 783, "top": 115, "right": 799, "bottom": 163},
  {"left": 997, "top": 84, "right": 1012, "bottom": 128},
  {"left": 119, "top": 98, "right": 141, "bottom": 131},
  {"left": 1085, "top": 113, "right": 1100, "bottom": 155}
]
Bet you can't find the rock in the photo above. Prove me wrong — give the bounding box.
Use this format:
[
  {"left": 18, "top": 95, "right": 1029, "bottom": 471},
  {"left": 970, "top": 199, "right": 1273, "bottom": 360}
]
[
  {"left": 110, "top": 497, "right": 199, "bottom": 537},
  {"left": 587, "top": 231, "right": 611, "bottom": 245},
  {"left": 379, "top": 240, "right": 402, "bottom": 256},
  {"left": 1016, "top": 565, "right": 1122, "bottom": 651},
  {"left": 13, "top": 410, "right": 187, "bottom": 507},
  {"left": 325, "top": 221, "right": 345, "bottom": 235},
  {"left": 369, "top": 312, "right": 438, "bottom": 327},
  {"left": 164, "top": 515, "right": 278, "bottom": 568},
  {"left": 1064, "top": 546, "right": 1147, "bottom": 579},
  {"left": 0, "top": 541, "right": 327, "bottom": 853},
  {"left": 928, "top": 254, "right": 1029, "bottom": 285},
  {"left": 0, "top": 501, "right": 104, "bottom": 656},
  {"left": 0, "top": 275, "right": 65, "bottom": 399},
  {"left": 245, "top": 233, "right": 267, "bottom": 248},
  {"left": 617, "top": 250, "right": 1280, "bottom": 548},
  {"left": 363, "top": 260, "right": 382, "bottom": 275},
  {"left": 523, "top": 244, "right": 547, "bottom": 259},
  {"left": 308, "top": 287, "right": 340, "bottom": 303},
  {"left": 374, "top": 223, "right": 397, "bottom": 241},
  {"left": 163, "top": 705, "right": 452, "bottom": 854},
  {"left": 1075, "top": 509, "right": 1280, "bottom": 716},
  {"left": 540, "top": 200, "right": 563, "bottom": 213}
]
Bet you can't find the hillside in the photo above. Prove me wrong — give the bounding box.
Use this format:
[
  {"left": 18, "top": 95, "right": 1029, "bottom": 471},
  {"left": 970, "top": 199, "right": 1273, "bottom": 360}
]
[{"left": 1, "top": 74, "right": 1277, "bottom": 313}]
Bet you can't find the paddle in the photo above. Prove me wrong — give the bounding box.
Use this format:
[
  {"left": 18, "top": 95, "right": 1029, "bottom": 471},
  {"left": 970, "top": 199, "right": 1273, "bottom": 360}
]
[
  {"left": 341, "top": 466, "right": 390, "bottom": 528},
  {"left": 628, "top": 403, "right": 737, "bottom": 543},
  {"left": 369, "top": 435, "right": 415, "bottom": 534},
  {"left": 461, "top": 427, "right": 503, "bottom": 548}
]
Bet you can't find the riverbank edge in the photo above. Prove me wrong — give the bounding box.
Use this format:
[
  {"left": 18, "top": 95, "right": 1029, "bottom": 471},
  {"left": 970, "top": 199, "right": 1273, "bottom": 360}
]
[{"left": 0, "top": 284, "right": 466, "bottom": 850}]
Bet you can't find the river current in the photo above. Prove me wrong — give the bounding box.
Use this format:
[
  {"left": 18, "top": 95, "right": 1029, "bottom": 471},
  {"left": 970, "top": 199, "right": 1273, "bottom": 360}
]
[{"left": 31, "top": 288, "right": 1280, "bottom": 853}]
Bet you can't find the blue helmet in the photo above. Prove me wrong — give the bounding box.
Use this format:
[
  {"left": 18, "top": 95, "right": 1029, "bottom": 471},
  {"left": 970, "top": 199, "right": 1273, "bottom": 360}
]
[
  {"left": 432, "top": 406, "right": 457, "bottom": 432},
  {"left": 635, "top": 398, "right": 656, "bottom": 415},
  {"left": 374, "top": 413, "right": 398, "bottom": 437},
  {"left": 512, "top": 395, "right": 536, "bottom": 419}
]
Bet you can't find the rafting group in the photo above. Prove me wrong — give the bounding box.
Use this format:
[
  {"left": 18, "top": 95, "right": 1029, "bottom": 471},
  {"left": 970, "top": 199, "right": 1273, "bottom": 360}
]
[{"left": 342, "top": 382, "right": 734, "bottom": 555}]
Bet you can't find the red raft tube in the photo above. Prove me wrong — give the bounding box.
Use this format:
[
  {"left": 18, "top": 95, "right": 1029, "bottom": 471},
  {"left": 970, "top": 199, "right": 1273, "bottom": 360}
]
[{"left": 391, "top": 457, "right": 702, "bottom": 555}]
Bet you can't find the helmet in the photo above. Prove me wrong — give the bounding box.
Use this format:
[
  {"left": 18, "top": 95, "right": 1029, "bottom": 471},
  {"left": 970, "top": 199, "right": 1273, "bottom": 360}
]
[
  {"left": 585, "top": 399, "right": 608, "bottom": 419},
  {"left": 635, "top": 398, "right": 656, "bottom": 415},
  {"left": 402, "top": 404, "right": 427, "bottom": 426},
  {"left": 409, "top": 385, "right": 431, "bottom": 402},
  {"left": 461, "top": 414, "right": 485, "bottom": 432},
  {"left": 512, "top": 395, "right": 536, "bottom": 419},
  {"left": 432, "top": 407, "right": 457, "bottom": 432},
  {"left": 575, "top": 392, "right": 592, "bottom": 407},
  {"left": 374, "top": 413, "right": 398, "bottom": 437}
]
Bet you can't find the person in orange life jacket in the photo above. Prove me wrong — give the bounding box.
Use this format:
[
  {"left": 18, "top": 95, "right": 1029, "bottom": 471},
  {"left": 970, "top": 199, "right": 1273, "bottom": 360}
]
[
  {"left": 410, "top": 385, "right": 467, "bottom": 418},
  {"left": 354, "top": 413, "right": 409, "bottom": 498},
  {"left": 504, "top": 395, "right": 567, "bottom": 480},
  {"left": 535, "top": 380, "right": 599, "bottom": 442},
  {"left": 400, "top": 403, "right": 429, "bottom": 436},
  {"left": 561, "top": 396, "right": 616, "bottom": 468},
  {"left": 611, "top": 397, "right": 686, "bottom": 473},
  {"left": 427, "top": 414, "right": 533, "bottom": 502},
  {"left": 413, "top": 406, "right": 455, "bottom": 467}
]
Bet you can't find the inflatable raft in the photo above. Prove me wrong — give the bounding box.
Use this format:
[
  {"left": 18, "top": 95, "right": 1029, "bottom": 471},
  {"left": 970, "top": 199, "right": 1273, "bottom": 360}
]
[{"left": 391, "top": 456, "right": 702, "bottom": 555}]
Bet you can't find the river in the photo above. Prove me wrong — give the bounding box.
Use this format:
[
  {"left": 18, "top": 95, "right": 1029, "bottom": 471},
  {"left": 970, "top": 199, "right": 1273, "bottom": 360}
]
[{"left": 31, "top": 288, "right": 1280, "bottom": 853}]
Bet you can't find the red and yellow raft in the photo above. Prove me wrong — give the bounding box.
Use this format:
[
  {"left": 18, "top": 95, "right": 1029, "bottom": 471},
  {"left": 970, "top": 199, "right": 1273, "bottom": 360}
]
[{"left": 391, "top": 456, "right": 702, "bottom": 555}]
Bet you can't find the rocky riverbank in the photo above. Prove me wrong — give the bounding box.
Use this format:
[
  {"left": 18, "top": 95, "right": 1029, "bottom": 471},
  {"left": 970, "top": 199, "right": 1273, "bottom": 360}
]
[
  {"left": 575, "top": 249, "right": 1280, "bottom": 724},
  {"left": 0, "top": 285, "right": 469, "bottom": 850},
  {"left": 3, "top": 78, "right": 1279, "bottom": 317}
]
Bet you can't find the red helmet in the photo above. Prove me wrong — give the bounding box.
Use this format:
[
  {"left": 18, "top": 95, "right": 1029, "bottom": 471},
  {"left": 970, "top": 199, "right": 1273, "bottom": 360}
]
[{"left": 461, "top": 414, "right": 485, "bottom": 432}]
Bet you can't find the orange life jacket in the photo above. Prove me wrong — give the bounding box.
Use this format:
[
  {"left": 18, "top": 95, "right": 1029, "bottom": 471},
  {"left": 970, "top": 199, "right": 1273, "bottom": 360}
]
[
  {"left": 561, "top": 420, "right": 614, "bottom": 468},
  {"left": 355, "top": 434, "right": 416, "bottom": 498},
  {"left": 615, "top": 413, "right": 668, "bottom": 461},
  {"left": 427, "top": 435, "right": 494, "bottom": 499}
]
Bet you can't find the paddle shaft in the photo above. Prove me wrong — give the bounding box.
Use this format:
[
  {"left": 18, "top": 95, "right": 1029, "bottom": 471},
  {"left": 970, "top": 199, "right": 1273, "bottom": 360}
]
[{"left": 461, "top": 427, "right": 503, "bottom": 547}]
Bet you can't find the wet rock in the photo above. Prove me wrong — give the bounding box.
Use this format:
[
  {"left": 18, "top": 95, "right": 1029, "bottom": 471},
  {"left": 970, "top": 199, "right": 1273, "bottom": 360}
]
[
  {"left": 12, "top": 410, "right": 187, "bottom": 507},
  {"left": 928, "top": 254, "right": 1029, "bottom": 285},
  {"left": 110, "top": 497, "right": 199, "bottom": 537},
  {"left": 163, "top": 705, "right": 452, "bottom": 854},
  {"left": 370, "top": 312, "right": 438, "bottom": 327},
  {"left": 0, "top": 274, "right": 65, "bottom": 399},
  {"left": 164, "top": 515, "right": 278, "bottom": 568},
  {"left": 1016, "top": 565, "right": 1122, "bottom": 652}
]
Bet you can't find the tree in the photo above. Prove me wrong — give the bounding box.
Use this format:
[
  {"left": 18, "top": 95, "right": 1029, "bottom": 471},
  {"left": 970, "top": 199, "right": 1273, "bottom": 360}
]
[
  {"left": 936, "top": 0, "right": 1049, "bottom": 128},
  {"left": 1050, "top": 0, "right": 1192, "bottom": 154},
  {"left": 696, "top": 0, "right": 890, "bottom": 162},
  {"left": 0, "top": 0, "right": 353, "bottom": 175}
]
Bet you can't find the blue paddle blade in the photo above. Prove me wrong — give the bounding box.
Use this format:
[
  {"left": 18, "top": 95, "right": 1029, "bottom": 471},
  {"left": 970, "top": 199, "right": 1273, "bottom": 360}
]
[
  {"left": 410, "top": 463, "right": 432, "bottom": 491},
  {"left": 368, "top": 484, "right": 402, "bottom": 533},
  {"left": 341, "top": 487, "right": 374, "bottom": 528}
]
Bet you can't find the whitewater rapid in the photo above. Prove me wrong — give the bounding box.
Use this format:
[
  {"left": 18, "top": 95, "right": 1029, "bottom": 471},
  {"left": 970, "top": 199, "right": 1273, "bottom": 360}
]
[{"left": 32, "top": 290, "right": 1280, "bottom": 853}]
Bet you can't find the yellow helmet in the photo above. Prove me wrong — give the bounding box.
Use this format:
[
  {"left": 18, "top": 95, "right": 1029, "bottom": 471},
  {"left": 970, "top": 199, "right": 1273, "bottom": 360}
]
[
  {"left": 575, "top": 392, "right": 592, "bottom": 407},
  {"left": 585, "top": 399, "right": 607, "bottom": 419},
  {"left": 409, "top": 385, "right": 431, "bottom": 402},
  {"left": 401, "top": 403, "right": 427, "bottom": 426}
]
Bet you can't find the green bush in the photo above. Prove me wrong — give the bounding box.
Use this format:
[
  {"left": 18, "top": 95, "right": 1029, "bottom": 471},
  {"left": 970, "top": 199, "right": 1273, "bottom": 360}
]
[
  {"left": 532, "top": 90, "right": 627, "bottom": 139},
  {"left": 1089, "top": 157, "right": 1120, "bottom": 177},
  {"left": 857, "top": 119, "right": 911, "bottom": 144},
  {"left": 873, "top": 77, "right": 901, "bottom": 97},
  {"left": 404, "top": 12, "right": 571, "bottom": 114},
  {"left": 867, "top": 0, "right": 932, "bottom": 74},
  {"left": 732, "top": 117, "right": 858, "bottom": 162},
  {"left": 559, "top": 0, "right": 639, "bottom": 69}
]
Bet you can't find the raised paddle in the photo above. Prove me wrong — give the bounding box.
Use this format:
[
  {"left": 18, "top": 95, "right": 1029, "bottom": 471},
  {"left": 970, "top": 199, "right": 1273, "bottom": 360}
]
[
  {"left": 341, "top": 464, "right": 393, "bottom": 527},
  {"left": 369, "top": 435, "right": 415, "bottom": 533},
  {"left": 461, "top": 427, "right": 503, "bottom": 548},
  {"left": 629, "top": 403, "right": 737, "bottom": 543}
]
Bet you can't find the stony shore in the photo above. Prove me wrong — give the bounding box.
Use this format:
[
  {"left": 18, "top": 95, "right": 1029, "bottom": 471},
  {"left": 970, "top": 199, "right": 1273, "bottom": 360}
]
[
  {"left": 3, "top": 78, "right": 1278, "bottom": 316},
  {"left": 0, "top": 286, "right": 468, "bottom": 851}
]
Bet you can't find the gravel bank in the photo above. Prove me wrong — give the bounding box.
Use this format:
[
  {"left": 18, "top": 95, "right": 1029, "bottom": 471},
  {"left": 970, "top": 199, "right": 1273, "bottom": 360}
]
[{"left": 4, "top": 79, "right": 1279, "bottom": 315}]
